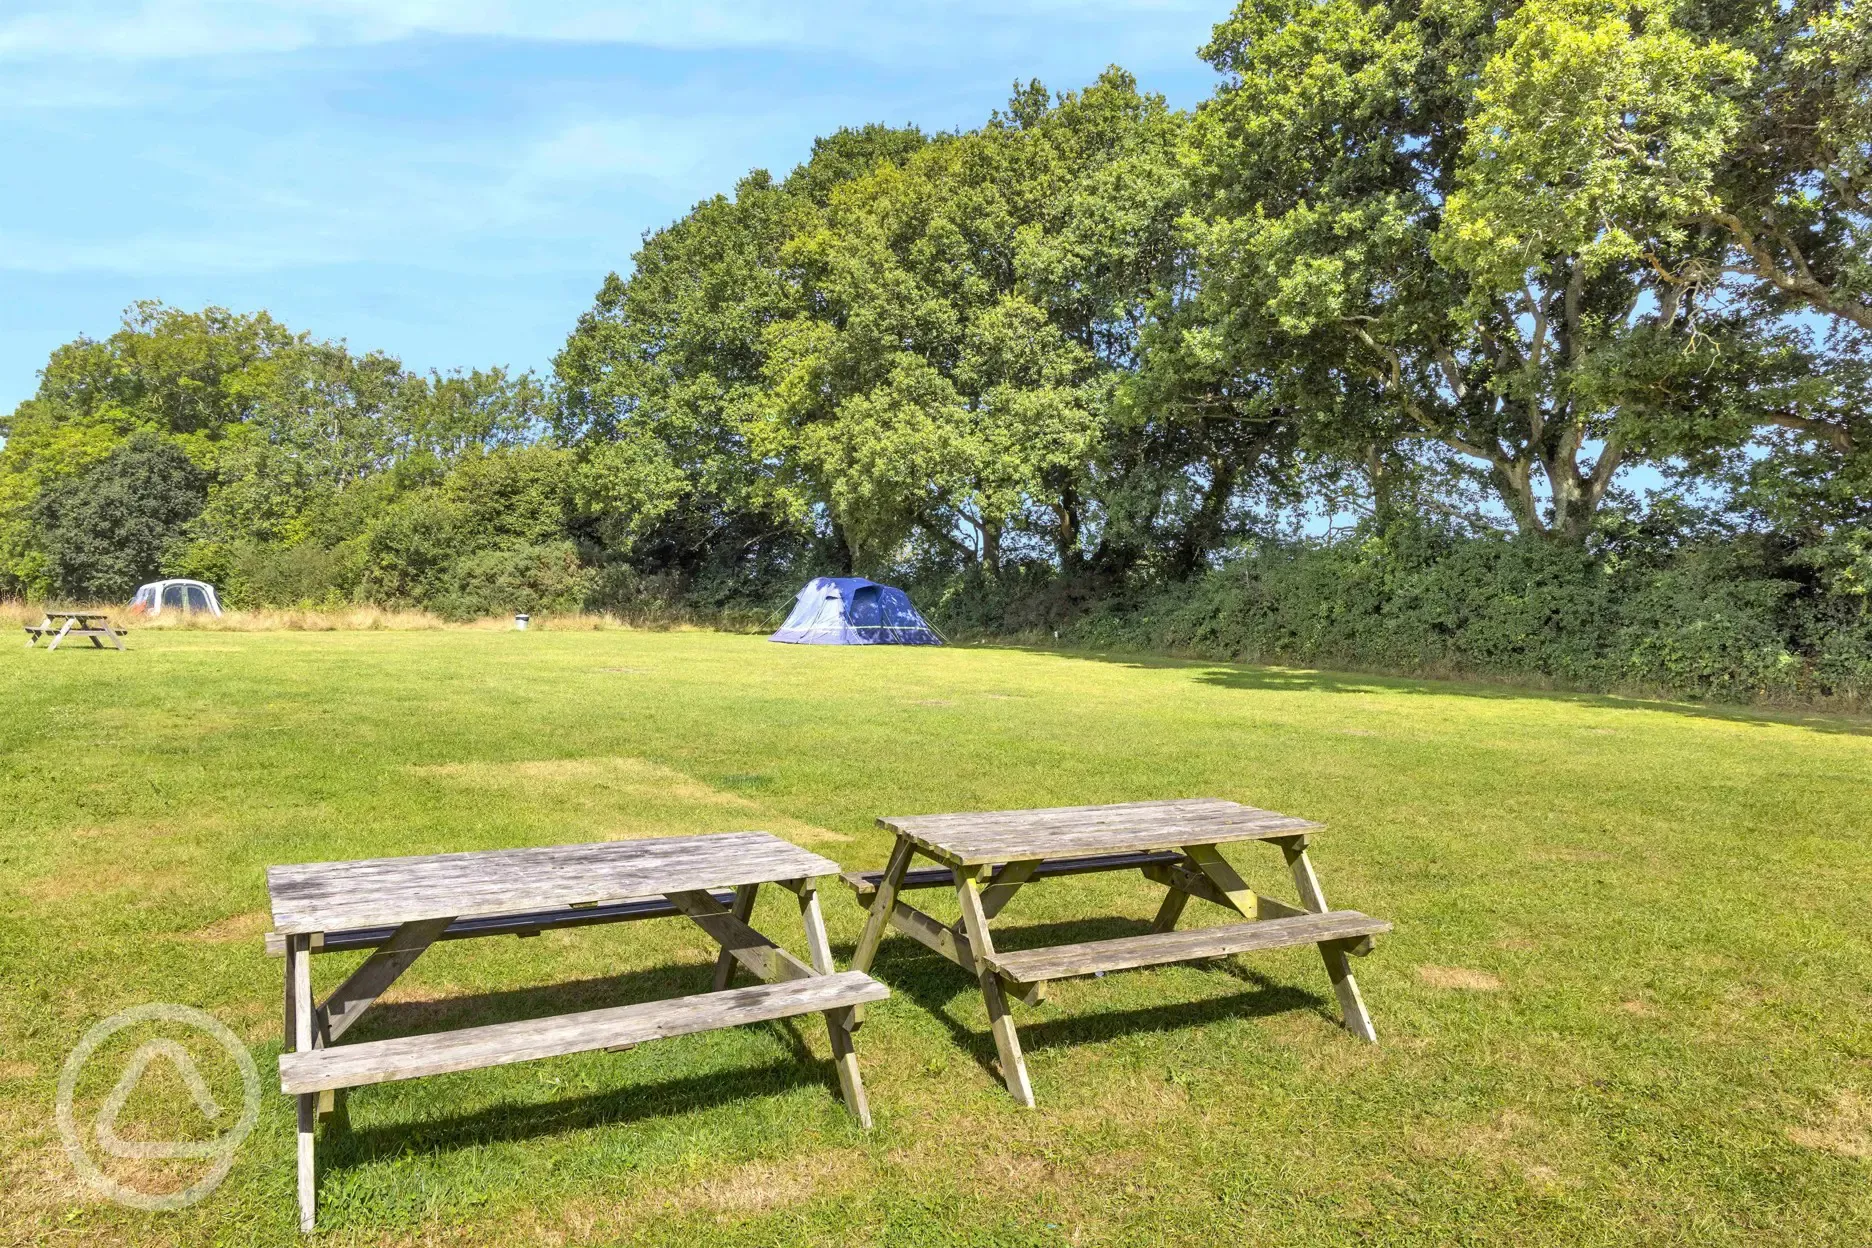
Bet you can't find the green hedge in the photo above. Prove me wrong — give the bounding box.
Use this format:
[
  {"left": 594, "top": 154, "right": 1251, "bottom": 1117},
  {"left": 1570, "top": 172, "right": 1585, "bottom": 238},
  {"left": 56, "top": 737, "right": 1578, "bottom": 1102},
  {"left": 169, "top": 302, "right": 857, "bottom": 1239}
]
[{"left": 1037, "top": 528, "right": 1871, "bottom": 707}]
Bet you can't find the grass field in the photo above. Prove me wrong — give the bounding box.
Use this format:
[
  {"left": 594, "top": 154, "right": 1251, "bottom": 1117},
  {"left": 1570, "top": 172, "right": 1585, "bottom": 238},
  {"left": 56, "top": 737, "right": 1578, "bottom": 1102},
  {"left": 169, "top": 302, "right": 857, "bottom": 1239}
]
[{"left": 2, "top": 628, "right": 1868, "bottom": 1246}]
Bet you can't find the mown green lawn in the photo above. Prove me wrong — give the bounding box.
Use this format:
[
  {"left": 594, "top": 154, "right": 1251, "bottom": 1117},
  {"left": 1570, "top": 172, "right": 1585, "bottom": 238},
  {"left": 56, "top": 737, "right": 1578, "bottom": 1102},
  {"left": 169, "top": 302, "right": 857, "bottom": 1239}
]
[{"left": 2, "top": 628, "right": 1868, "bottom": 1246}]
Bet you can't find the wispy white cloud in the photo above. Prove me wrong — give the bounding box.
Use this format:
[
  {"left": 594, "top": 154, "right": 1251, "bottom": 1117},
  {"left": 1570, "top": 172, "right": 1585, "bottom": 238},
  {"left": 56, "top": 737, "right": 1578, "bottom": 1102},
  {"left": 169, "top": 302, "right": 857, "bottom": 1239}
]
[
  {"left": 0, "top": 106, "right": 787, "bottom": 277},
  {"left": 0, "top": 0, "right": 1226, "bottom": 411},
  {"left": 0, "top": 2, "right": 808, "bottom": 61},
  {"left": 0, "top": 0, "right": 1213, "bottom": 63}
]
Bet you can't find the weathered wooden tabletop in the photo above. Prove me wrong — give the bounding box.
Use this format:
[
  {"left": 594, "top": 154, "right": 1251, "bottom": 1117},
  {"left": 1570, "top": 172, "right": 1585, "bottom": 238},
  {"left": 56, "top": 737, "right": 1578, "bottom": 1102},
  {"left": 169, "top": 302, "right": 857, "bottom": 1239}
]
[
  {"left": 267, "top": 831, "right": 843, "bottom": 935},
  {"left": 878, "top": 798, "right": 1321, "bottom": 866}
]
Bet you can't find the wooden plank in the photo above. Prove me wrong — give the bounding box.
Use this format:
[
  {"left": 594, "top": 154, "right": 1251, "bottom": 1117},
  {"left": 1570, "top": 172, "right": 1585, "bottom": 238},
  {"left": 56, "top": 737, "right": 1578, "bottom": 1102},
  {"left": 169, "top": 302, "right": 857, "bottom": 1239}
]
[
  {"left": 1182, "top": 844, "right": 1301, "bottom": 921},
  {"left": 797, "top": 884, "right": 872, "bottom": 1128},
  {"left": 712, "top": 884, "right": 760, "bottom": 991},
  {"left": 263, "top": 890, "right": 739, "bottom": 957},
  {"left": 289, "top": 935, "right": 316, "bottom": 1233},
  {"left": 277, "top": 972, "right": 890, "bottom": 1094},
  {"left": 840, "top": 850, "right": 1184, "bottom": 900},
  {"left": 1150, "top": 885, "right": 1190, "bottom": 933},
  {"left": 665, "top": 890, "right": 815, "bottom": 984},
  {"left": 1279, "top": 840, "right": 1380, "bottom": 1042},
  {"left": 979, "top": 859, "right": 1040, "bottom": 919},
  {"left": 878, "top": 800, "right": 1322, "bottom": 866},
  {"left": 982, "top": 911, "right": 1392, "bottom": 984},
  {"left": 267, "top": 831, "right": 842, "bottom": 936},
  {"left": 44, "top": 617, "right": 75, "bottom": 651},
  {"left": 955, "top": 865, "right": 1035, "bottom": 1107},
  {"left": 886, "top": 898, "right": 975, "bottom": 968},
  {"left": 317, "top": 916, "right": 453, "bottom": 1045},
  {"left": 849, "top": 836, "right": 915, "bottom": 975},
  {"left": 883, "top": 797, "right": 1293, "bottom": 835},
  {"left": 1138, "top": 860, "right": 1310, "bottom": 920},
  {"left": 876, "top": 899, "right": 1043, "bottom": 1006}
]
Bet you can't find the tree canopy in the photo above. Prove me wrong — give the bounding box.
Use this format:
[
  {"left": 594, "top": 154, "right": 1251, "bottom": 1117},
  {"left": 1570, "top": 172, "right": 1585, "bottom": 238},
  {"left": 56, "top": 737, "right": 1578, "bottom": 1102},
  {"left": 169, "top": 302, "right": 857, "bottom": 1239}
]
[{"left": 1, "top": 0, "right": 1866, "bottom": 699}]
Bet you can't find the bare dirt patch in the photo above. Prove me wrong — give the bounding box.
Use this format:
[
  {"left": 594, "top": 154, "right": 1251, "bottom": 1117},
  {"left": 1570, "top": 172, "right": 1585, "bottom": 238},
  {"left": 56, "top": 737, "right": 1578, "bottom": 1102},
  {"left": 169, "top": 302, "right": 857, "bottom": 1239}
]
[
  {"left": 1417, "top": 965, "right": 1505, "bottom": 991},
  {"left": 410, "top": 756, "right": 849, "bottom": 844},
  {"left": 1531, "top": 846, "right": 1616, "bottom": 864},
  {"left": 177, "top": 910, "right": 270, "bottom": 943},
  {"left": 1787, "top": 1090, "right": 1872, "bottom": 1160},
  {"left": 21, "top": 863, "right": 193, "bottom": 905},
  {"left": 678, "top": 1152, "right": 852, "bottom": 1217}
]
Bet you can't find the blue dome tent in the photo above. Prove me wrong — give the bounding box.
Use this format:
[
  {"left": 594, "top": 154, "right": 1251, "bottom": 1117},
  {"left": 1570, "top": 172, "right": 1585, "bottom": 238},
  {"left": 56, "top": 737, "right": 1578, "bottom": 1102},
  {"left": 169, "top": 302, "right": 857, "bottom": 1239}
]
[{"left": 769, "top": 577, "right": 944, "bottom": 645}]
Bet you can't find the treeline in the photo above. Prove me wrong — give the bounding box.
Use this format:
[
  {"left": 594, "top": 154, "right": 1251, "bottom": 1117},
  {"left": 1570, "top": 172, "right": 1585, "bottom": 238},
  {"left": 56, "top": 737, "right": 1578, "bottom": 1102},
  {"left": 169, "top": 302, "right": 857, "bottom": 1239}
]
[{"left": 2, "top": 0, "right": 1868, "bottom": 702}]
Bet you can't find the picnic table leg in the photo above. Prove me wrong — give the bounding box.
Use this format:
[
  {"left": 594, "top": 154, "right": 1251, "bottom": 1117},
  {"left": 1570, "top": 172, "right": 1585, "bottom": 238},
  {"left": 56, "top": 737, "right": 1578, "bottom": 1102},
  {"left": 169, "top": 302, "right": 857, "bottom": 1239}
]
[
  {"left": 847, "top": 836, "right": 915, "bottom": 1027},
  {"left": 288, "top": 935, "right": 318, "bottom": 1232},
  {"left": 1150, "top": 885, "right": 1191, "bottom": 933},
  {"left": 1279, "top": 837, "right": 1378, "bottom": 1044},
  {"left": 850, "top": 836, "right": 914, "bottom": 975},
  {"left": 796, "top": 881, "right": 872, "bottom": 1127},
  {"left": 45, "top": 618, "right": 75, "bottom": 652},
  {"left": 955, "top": 864, "right": 1035, "bottom": 1107},
  {"left": 712, "top": 884, "right": 761, "bottom": 991}
]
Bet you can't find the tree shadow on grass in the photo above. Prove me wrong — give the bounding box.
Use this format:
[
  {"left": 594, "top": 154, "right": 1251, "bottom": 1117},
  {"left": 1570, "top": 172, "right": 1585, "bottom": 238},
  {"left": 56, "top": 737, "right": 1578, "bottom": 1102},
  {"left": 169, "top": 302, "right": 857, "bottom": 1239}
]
[
  {"left": 316, "top": 964, "right": 835, "bottom": 1169},
  {"left": 856, "top": 916, "right": 1334, "bottom": 1084},
  {"left": 1010, "top": 645, "right": 1872, "bottom": 738}
]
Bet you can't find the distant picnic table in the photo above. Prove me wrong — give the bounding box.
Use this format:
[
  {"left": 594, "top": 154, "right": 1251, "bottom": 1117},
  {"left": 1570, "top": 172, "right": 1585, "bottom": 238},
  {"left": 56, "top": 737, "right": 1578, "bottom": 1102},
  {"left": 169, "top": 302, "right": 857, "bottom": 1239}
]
[
  {"left": 844, "top": 798, "right": 1391, "bottom": 1106},
  {"left": 24, "top": 609, "right": 125, "bottom": 651},
  {"left": 267, "top": 832, "right": 886, "bottom": 1233}
]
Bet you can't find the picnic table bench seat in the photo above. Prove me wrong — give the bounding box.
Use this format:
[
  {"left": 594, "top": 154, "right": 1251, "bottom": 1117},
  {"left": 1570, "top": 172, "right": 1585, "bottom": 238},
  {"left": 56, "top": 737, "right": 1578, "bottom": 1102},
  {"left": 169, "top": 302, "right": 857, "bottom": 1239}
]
[
  {"left": 279, "top": 971, "right": 888, "bottom": 1095},
  {"left": 983, "top": 910, "right": 1391, "bottom": 986}
]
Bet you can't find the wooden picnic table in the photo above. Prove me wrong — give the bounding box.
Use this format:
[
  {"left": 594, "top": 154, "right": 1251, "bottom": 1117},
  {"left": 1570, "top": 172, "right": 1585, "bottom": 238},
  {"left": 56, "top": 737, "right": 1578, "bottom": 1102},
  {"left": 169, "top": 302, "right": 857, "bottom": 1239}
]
[
  {"left": 24, "top": 609, "right": 125, "bottom": 650},
  {"left": 267, "top": 831, "right": 887, "bottom": 1233},
  {"left": 844, "top": 798, "right": 1390, "bottom": 1106}
]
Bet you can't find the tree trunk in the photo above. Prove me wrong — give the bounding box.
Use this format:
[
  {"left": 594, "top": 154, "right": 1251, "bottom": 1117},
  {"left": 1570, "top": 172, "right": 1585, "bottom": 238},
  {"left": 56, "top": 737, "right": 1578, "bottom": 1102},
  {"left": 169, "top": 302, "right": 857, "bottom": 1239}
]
[{"left": 829, "top": 521, "right": 855, "bottom": 575}]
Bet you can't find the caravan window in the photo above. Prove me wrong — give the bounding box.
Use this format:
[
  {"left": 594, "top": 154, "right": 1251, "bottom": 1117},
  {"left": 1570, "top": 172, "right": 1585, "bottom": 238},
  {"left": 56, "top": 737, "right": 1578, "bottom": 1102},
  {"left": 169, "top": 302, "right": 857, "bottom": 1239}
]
[
  {"left": 162, "top": 584, "right": 186, "bottom": 609},
  {"left": 132, "top": 587, "right": 154, "bottom": 610},
  {"left": 185, "top": 585, "right": 209, "bottom": 612}
]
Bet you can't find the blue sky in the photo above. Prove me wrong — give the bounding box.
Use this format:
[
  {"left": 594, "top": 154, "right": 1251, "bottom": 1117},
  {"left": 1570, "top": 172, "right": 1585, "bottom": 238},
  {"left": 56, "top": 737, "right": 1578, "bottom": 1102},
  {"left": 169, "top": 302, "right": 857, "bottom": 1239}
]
[{"left": 0, "top": 1, "right": 1229, "bottom": 412}]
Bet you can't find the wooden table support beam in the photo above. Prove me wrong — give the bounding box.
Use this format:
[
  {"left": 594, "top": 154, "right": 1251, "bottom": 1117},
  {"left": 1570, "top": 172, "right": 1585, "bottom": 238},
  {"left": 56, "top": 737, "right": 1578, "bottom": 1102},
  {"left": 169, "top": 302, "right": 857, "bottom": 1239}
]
[
  {"left": 954, "top": 864, "right": 1034, "bottom": 1107},
  {"left": 711, "top": 884, "right": 760, "bottom": 991},
  {"left": 667, "top": 890, "right": 815, "bottom": 984},
  {"left": 317, "top": 917, "right": 454, "bottom": 1046}
]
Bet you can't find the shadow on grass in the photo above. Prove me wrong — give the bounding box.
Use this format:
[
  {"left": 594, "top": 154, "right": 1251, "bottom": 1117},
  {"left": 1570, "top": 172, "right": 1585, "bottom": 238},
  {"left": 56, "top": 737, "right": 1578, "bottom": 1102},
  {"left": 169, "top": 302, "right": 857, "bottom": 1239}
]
[
  {"left": 856, "top": 916, "right": 1334, "bottom": 1084},
  {"left": 349, "top": 964, "right": 732, "bottom": 1040},
  {"left": 319, "top": 963, "right": 836, "bottom": 1169},
  {"left": 1008, "top": 644, "right": 1872, "bottom": 738},
  {"left": 325, "top": 1055, "right": 832, "bottom": 1171}
]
